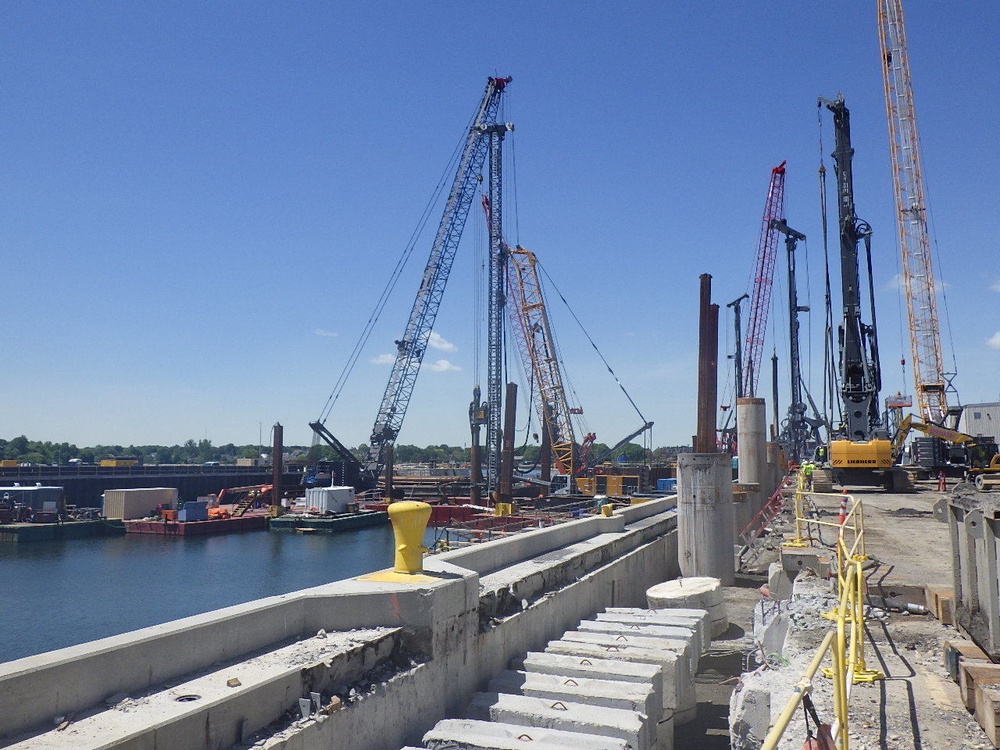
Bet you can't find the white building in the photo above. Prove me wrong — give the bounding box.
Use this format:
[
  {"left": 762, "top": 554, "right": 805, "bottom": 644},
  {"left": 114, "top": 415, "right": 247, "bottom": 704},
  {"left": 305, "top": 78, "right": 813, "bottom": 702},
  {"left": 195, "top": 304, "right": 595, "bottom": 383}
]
[{"left": 961, "top": 402, "right": 1000, "bottom": 441}]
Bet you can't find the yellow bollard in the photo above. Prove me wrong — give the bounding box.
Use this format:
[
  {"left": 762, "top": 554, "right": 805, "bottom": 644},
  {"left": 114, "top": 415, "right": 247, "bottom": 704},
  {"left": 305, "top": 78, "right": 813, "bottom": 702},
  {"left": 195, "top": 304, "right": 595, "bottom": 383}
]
[{"left": 387, "top": 501, "right": 432, "bottom": 574}]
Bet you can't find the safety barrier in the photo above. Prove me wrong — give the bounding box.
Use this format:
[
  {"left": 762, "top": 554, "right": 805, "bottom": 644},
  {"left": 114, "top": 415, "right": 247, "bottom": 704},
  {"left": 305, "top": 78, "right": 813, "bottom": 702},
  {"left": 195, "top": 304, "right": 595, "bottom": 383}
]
[
  {"left": 761, "top": 482, "right": 884, "bottom": 750},
  {"left": 736, "top": 481, "right": 789, "bottom": 572}
]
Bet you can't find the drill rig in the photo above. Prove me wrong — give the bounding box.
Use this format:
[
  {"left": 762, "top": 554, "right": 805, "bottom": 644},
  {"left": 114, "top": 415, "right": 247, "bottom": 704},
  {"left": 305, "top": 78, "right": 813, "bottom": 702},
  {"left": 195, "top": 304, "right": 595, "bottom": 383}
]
[{"left": 814, "top": 96, "right": 897, "bottom": 492}]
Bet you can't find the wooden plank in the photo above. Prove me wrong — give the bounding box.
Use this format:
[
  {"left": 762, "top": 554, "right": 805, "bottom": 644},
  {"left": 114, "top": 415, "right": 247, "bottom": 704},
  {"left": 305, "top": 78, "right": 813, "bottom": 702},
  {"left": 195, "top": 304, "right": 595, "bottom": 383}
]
[
  {"left": 926, "top": 583, "right": 955, "bottom": 625},
  {"left": 974, "top": 683, "right": 1000, "bottom": 747},
  {"left": 961, "top": 663, "right": 1000, "bottom": 711},
  {"left": 944, "top": 637, "right": 990, "bottom": 683}
]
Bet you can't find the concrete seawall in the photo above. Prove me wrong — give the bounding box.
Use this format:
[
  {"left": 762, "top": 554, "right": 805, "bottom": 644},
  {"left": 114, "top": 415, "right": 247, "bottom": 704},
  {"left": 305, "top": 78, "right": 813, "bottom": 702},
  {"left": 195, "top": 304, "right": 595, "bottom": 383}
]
[{"left": 0, "top": 497, "right": 679, "bottom": 749}]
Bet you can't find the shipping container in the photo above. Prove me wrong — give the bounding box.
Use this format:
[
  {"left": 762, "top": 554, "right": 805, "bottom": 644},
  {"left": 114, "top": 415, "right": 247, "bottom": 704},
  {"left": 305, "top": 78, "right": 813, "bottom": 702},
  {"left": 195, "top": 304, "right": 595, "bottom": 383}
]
[
  {"left": 304, "top": 486, "right": 356, "bottom": 514},
  {"left": 102, "top": 487, "right": 178, "bottom": 520},
  {"left": 177, "top": 500, "right": 208, "bottom": 522}
]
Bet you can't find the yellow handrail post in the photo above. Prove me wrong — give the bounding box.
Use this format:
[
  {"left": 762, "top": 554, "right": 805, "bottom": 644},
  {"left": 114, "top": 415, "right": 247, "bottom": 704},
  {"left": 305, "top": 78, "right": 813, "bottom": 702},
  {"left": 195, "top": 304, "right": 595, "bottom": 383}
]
[{"left": 786, "top": 471, "right": 808, "bottom": 547}]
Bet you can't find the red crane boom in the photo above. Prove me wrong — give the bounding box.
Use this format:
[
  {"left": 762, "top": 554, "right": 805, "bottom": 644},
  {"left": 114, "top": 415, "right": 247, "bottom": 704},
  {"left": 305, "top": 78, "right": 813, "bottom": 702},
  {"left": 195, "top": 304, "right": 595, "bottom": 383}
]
[{"left": 742, "top": 161, "right": 787, "bottom": 398}]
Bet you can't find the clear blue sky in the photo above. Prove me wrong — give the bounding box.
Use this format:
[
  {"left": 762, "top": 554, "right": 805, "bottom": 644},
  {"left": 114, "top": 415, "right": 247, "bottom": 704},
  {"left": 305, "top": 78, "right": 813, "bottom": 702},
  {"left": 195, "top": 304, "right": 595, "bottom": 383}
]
[{"left": 2, "top": 2, "right": 997, "bottom": 450}]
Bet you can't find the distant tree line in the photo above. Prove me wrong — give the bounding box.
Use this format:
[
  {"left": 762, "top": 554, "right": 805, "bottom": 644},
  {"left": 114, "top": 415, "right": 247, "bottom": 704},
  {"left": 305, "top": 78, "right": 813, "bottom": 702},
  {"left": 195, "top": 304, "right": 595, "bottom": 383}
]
[{"left": 1, "top": 435, "right": 690, "bottom": 467}]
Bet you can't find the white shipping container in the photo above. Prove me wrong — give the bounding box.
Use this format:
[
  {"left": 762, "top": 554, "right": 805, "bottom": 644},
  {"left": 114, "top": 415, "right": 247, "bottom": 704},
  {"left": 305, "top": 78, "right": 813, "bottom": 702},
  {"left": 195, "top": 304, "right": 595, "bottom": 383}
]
[
  {"left": 102, "top": 487, "right": 178, "bottom": 520},
  {"left": 304, "top": 486, "right": 355, "bottom": 514}
]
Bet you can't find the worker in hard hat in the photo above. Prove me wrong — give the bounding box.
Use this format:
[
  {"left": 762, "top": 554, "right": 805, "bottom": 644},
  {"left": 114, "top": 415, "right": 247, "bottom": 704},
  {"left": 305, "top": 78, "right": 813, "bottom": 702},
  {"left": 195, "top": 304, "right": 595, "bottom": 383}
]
[{"left": 801, "top": 461, "right": 815, "bottom": 490}]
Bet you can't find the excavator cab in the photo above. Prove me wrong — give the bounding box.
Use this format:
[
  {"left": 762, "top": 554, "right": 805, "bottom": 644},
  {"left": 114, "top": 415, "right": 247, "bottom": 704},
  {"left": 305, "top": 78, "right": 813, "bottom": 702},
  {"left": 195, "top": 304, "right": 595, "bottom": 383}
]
[{"left": 968, "top": 439, "right": 1000, "bottom": 470}]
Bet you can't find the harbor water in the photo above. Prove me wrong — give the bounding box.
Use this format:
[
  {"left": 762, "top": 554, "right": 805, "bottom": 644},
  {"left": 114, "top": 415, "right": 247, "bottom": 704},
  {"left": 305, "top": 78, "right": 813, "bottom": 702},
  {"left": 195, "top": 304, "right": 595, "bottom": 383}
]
[{"left": 0, "top": 525, "right": 432, "bottom": 664}]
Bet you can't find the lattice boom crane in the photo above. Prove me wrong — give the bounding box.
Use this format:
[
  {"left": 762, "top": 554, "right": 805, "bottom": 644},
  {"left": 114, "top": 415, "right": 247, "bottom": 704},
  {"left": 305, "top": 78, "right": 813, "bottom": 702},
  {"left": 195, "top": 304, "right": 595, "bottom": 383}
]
[
  {"left": 310, "top": 76, "right": 511, "bottom": 489},
  {"left": 877, "top": 0, "right": 953, "bottom": 426},
  {"left": 742, "top": 162, "right": 787, "bottom": 398},
  {"left": 505, "top": 245, "right": 579, "bottom": 479}
]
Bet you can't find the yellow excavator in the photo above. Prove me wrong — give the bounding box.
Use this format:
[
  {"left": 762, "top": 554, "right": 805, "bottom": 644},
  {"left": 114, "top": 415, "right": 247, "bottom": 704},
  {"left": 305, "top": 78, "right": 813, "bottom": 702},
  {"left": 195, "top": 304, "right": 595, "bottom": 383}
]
[{"left": 892, "top": 414, "right": 1000, "bottom": 490}]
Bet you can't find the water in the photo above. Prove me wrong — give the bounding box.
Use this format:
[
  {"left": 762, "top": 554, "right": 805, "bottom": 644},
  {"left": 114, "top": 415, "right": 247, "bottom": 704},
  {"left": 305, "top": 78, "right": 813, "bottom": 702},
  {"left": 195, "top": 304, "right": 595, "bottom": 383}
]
[{"left": 0, "top": 526, "right": 430, "bottom": 664}]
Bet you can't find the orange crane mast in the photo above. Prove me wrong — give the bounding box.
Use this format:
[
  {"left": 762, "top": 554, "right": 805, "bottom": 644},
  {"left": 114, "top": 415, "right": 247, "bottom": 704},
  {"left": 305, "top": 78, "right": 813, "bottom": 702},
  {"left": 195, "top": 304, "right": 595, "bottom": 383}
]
[
  {"left": 505, "top": 245, "right": 581, "bottom": 480},
  {"left": 877, "top": 0, "right": 955, "bottom": 426}
]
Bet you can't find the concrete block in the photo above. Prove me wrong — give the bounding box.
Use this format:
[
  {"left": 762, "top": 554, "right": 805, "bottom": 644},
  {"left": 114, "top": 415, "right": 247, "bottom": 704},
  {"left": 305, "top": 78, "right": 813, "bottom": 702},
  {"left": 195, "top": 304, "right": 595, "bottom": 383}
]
[
  {"left": 514, "top": 651, "right": 664, "bottom": 715},
  {"left": 488, "top": 669, "right": 659, "bottom": 720},
  {"left": 729, "top": 680, "right": 771, "bottom": 749},
  {"left": 767, "top": 561, "right": 794, "bottom": 601},
  {"left": 576, "top": 620, "right": 698, "bottom": 675},
  {"left": 780, "top": 547, "right": 831, "bottom": 579},
  {"left": 752, "top": 600, "right": 789, "bottom": 660},
  {"left": 599, "top": 607, "right": 710, "bottom": 652},
  {"left": 544, "top": 637, "right": 695, "bottom": 725},
  {"left": 558, "top": 629, "right": 693, "bottom": 681},
  {"left": 424, "top": 719, "right": 630, "bottom": 750},
  {"left": 468, "top": 691, "right": 653, "bottom": 750}
]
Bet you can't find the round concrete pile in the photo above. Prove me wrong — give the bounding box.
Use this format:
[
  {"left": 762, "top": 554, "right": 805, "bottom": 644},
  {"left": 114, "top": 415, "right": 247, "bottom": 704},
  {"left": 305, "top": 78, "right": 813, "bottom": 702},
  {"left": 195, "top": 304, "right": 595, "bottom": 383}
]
[{"left": 647, "top": 576, "right": 729, "bottom": 638}]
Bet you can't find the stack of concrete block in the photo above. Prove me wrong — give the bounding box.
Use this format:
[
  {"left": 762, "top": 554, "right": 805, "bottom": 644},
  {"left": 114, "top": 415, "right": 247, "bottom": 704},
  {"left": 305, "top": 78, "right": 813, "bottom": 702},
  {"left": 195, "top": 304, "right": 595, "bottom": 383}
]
[
  {"left": 417, "top": 604, "right": 711, "bottom": 750},
  {"left": 597, "top": 607, "right": 711, "bottom": 657}
]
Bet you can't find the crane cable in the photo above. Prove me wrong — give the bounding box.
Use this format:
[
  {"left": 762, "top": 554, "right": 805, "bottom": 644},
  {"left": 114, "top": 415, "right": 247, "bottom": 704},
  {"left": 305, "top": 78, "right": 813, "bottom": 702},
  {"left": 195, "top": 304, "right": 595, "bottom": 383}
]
[
  {"left": 924, "top": 166, "right": 961, "bottom": 396},
  {"left": 316, "top": 104, "right": 481, "bottom": 425},
  {"left": 536, "top": 263, "right": 650, "bottom": 427}
]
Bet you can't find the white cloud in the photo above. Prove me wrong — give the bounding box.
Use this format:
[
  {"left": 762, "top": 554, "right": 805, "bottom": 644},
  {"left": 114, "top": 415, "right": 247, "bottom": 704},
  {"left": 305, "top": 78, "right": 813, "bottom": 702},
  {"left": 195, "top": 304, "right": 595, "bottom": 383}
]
[
  {"left": 314, "top": 328, "right": 338, "bottom": 338},
  {"left": 371, "top": 353, "right": 395, "bottom": 365},
  {"left": 884, "top": 272, "right": 948, "bottom": 293},
  {"left": 885, "top": 273, "right": 904, "bottom": 291},
  {"left": 988, "top": 332, "right": 1000, "bottom": 350},
  {"left": 426, "top": 359, "right": 461, "bottom": 373},
  {"left": 428, "top": 332, "right": 457, "bottom": 352},
  {"left": 991, "top": 280, "right": 1000, "bottom": 293}
]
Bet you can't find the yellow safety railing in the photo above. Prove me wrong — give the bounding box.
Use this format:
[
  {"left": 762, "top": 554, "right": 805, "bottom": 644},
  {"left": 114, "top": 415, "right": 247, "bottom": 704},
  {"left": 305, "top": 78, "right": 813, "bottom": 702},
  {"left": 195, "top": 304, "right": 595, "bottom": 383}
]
[{"left": 761, "top": 480, "right": 884, "bottom": 750}]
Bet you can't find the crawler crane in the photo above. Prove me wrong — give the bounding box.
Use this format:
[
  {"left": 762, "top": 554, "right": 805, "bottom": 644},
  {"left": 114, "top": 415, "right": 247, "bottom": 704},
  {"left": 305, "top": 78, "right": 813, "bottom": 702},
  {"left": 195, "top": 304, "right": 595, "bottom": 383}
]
[
  {"left": 310, "top": 76, "right": 512, "bottom": 491},
  {"left": 877, "top": 0, "right": 959, "bottom": 429}
]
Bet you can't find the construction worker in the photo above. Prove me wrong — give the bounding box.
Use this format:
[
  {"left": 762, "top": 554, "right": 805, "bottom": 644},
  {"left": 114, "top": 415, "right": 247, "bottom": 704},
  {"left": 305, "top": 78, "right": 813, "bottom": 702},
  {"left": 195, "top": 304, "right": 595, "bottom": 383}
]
[
  {"left": 814, "top": 445, "right": 828, "bottom": 465},
  {"left": 802, "top": 461, "right": 815, "bottom": 490}
]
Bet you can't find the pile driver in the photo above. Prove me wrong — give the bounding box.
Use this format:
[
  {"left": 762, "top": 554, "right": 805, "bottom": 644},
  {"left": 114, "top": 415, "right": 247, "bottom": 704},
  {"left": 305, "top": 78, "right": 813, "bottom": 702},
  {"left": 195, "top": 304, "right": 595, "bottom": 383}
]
[{"left": 813, "top": 96, "right": 898, "bottom": 492}]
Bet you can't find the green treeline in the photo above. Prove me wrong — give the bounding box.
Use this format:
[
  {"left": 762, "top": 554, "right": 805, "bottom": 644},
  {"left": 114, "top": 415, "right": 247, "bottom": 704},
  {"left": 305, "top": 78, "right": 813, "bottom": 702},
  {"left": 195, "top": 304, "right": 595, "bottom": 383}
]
[{"left": 0, "top": 436, "right": 688, "bottom": 467}]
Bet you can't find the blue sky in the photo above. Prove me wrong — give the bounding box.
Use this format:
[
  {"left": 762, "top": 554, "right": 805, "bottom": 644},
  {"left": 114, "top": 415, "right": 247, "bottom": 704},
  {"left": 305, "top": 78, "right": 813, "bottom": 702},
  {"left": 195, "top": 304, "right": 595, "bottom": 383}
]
[{"left": 2, "top": 2, "right": 998, "bottom": 450}]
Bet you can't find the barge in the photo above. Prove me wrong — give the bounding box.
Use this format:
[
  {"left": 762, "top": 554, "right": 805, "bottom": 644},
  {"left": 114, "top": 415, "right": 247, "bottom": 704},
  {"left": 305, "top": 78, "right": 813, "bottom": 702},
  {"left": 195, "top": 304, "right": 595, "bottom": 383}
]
[{"left": 267, "top": 509, "right": 388, "bottom": 533}]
